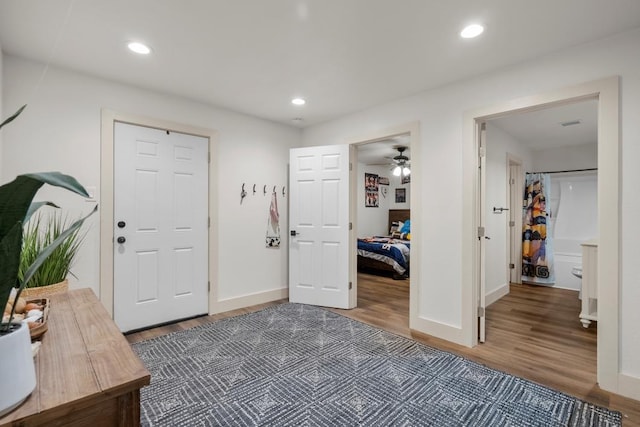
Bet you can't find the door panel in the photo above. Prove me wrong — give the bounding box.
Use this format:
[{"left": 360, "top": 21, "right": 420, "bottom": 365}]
[
  {"left": 289, "top": 145, "right": 353, "bottom": 309},
  {"left": 478, "top": 123, "right": 487, "bottom": 343},
  {"left": 114, "top": 122, "right": 209, "bottom": 332}
]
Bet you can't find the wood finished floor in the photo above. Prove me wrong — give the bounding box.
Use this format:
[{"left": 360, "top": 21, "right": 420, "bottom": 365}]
[{"left": 126, "top": 273, "right": 640, "bottom": 426}]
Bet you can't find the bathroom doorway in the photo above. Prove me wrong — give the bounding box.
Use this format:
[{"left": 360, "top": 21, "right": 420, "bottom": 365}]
[
  {"left": 488, "top": 99, "right": 598, "bottom": 299},
  {"left": 465, "top": 77, "right": 620, "bottom": 390}
]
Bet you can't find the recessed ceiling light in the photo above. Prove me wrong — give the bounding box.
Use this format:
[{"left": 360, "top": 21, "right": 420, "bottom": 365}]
[
  {"left": 127, "top": 42, "right": 151, "bottom": 55},
  {"left": 291, "top": 98, "right": 306, "bottom": 106},
  {"left": 460, "top": 24, "right": 484, "bottom": 39}
]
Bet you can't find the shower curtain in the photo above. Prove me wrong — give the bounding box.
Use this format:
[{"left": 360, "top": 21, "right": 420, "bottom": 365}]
[{"left": 522, "top": 173, "right": 555, "bottom": 284}]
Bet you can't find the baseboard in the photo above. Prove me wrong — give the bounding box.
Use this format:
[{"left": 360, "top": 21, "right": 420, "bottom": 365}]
[
  {"left": 411, "top": 316, "right": 466, "bottom": 347},
  {"left": 486, "top": 283, "right": 509, "bottom": 306},
  {"left": 617, "top": 372, "right": 640, "bottom": 401},
  {"left": 212, "top": 287, "right": 288, "bottom": 314}
]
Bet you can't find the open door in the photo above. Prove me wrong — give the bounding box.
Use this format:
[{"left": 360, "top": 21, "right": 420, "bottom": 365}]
[
  {"left": 478, "top": 123, "right": 487, "bottom": 342},
  {"left": 289, "top": 144, "right": 355, "bottom": 309}
]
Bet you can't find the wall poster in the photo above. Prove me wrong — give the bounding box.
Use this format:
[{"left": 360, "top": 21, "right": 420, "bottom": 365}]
[{"left": 365, "top": 173, "right": 379, "bottom": 207}]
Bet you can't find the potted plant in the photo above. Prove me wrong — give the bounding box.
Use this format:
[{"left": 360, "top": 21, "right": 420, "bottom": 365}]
[
  {"left": 0, "top": 105, "right": 97, "bottom": 417},
  {"left": 18, "top": 210, "right": 87, "bottom": 298}
]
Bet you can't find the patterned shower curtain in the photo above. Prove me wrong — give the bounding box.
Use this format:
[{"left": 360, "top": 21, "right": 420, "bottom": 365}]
[{"left": 522, "top": 173, "right": 555, "bottom": 284}]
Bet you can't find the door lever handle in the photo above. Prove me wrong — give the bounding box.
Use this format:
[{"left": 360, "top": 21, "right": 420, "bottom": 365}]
[{"left": 290, "top": 230, "right": 300, "bottom": 237}]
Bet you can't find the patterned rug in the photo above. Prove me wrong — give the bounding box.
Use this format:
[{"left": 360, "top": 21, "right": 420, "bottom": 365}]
[{"left": 131, "top": 303, "right": 621, "bottom": 426}]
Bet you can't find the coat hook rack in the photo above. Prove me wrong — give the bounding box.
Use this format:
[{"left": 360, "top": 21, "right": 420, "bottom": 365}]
[
  {"left": 240, "top": 183, "right": 247, "bottom": 204},
  {"left": 493, "top": 207, "right": 509, "bottom": 214},
  {"left": 252, "top": 184, "right": 256, "bottom": 195},
  {"left": 282, "top": 186, "right": 286, "bottom": 197}
]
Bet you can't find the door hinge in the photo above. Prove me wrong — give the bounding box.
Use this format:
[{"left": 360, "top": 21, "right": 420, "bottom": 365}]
[
  {"left": 509, "top": 263, "right": 515, "bottom": 269},
  {"left": 349, "top": 282, "right": 353, "bottom": 290},
  {"left": 349, "top": 222, "right": 352, "bottom": 230},
  {"left": 509, "top": 220, "right": 515, "bottom": 227},
  {"left": 208, "top": 281, "right": 211, "bottom": 292},
  {"left": 349, "top": 162, "right": 353, "bottom": 171},
  {"left": 208, "top": 151, "right": 211, "bottom": 163},
  {"left": 477, "top": 226, "right": 485, "bottom": 239},
  {"left": 478, "top": 145, "right": 486, "bottom": 158},
  {"left": 477, "top": 306, "right": 485, "bottom": 317},
  {"left": 510, "top": 178, "right": 515, "bottom": 185},
  {"left": 208, "top": 217, "right": 211, "bottom": 228}
]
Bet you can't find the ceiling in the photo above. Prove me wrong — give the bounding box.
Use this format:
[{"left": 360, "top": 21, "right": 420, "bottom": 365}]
[
  {"left": 0, "top": 1, "right": 639, "bottom": 128},
  {"left": 489, "top": 99, "right": 598, "bottom": 150}
]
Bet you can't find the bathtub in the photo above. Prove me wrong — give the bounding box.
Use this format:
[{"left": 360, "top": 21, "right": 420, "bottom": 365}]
[{"left": 541, "top": 173, "right": 597, "bottom": 291}]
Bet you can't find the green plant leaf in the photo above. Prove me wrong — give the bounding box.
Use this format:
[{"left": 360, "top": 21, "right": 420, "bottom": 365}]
[
  {"left": 17, "top": 205, "right": 97, "bottom": 299},
  {"left": 0, "top": 172, "right": 90, "bottom": 241},
  {"left": 0, "top": 223, "right": 22, "bottom": 332},
  {"left": 0, "top": 104, "right": 26, "bottom": 130},
  {"left": 24, "top": 201, "right": 60, "bottom": 224}
]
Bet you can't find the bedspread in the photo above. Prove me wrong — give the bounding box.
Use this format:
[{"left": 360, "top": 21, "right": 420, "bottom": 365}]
[{"left": 357, "top": 237, "right": 410, "bottom": 275}]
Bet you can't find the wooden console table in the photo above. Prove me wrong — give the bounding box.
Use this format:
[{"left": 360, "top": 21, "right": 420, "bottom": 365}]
[{"left": 0, "top": 288, "right": 150, "bottom": 426}]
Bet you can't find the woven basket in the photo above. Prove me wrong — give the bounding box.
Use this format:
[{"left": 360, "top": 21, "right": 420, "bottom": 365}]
[{"left": 21, "top": 279, "right": 68, "bottom": 298}]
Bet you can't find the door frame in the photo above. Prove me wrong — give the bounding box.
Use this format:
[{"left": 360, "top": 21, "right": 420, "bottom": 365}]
[
  {"left": 507, "top": 154, "right": 523, "bottom": 285},
  {"left": 463, "top": 77, "right": 620, "bottom": 392},
  {"left": 345, "top": 121, "right": 420, "bottom": 329},
  {"left": 99, "top": 110, "right": 219, "bottom": 318}
]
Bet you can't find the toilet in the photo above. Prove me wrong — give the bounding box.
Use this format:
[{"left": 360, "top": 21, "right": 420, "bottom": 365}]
[{"left": 572, "top": 266, "right": 583, "bottom": 299}]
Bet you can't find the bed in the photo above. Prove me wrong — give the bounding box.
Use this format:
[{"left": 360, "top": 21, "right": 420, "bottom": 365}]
[{"left": 357, "top": 209, "right": 411, "bottom": 279}]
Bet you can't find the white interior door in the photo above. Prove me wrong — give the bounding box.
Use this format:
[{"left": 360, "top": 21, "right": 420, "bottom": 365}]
[
  {"left": 478, "top": 123, "right": 487, "bottom": 343},
  {"left": 114, "top": 122, "right": 209, "bottom": 332},
  {"left": 289, "top": 144, "right": 354, "bottom": 309},
  {"left": 508, "top": 161, "right": 523, "bottom": 284}
]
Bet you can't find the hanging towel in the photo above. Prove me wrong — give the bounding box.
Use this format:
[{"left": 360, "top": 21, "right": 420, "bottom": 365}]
[
  {"left": 266, "top": 191, "right": 281, "bottom": 248},
  {"left": 521, "top": 173, "right": 555, "bottom": 284}
]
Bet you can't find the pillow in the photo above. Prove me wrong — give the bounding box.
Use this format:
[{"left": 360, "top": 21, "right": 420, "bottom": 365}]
[
  {"left": 390, "top": 220, "right": 404, "bottom": 235},
  {"left": 400, "top": 219, "right": 411, "bottom": 234}
]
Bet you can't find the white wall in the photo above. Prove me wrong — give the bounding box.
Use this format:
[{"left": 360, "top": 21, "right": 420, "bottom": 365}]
[
  {"left": 485, "top": 123, "right": 533, "bottom": 301},
  {"left": 532, "top": 143, "right": 597, "bottom": 171},
  {"left": 2, "top": 54, "right": 300, "bottom": 307},
  {"left": 356, "top": 163, "right": 411, "bottom": 237},
  {"left": 356, "top": 164, "right": 390, "bottom": 236},
  {"left": 301, "top": 29, "right": 640, "bottom": 383},
  {"left": 389, "top": 173, "right": 411, "bottom": 210}
]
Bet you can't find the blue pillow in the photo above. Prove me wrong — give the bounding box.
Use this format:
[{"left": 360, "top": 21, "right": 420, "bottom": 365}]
[{"left": 400, "top": 219, "right": 411, "bottom": 234}]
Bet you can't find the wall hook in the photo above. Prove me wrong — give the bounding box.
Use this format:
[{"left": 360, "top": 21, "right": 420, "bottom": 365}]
[
  {"left": 282, "top": 186, "right": 286, "bottom": 197},
  {"left": 241, "top": 183, "right": 247, "bottom": 204},
  {"left": 263, "top": 185, "right": 267, "bottom": 195},
  {"left": 273, "top": 185, "right": 276, "bottom": 194},
  {"left": 253, "top": 184, "right": 256, "bottom": 195}
]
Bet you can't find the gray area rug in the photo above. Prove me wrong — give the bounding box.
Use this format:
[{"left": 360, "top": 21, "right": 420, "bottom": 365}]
[{"left": 132, "top": 303, "right": 621, "bottom": 426}]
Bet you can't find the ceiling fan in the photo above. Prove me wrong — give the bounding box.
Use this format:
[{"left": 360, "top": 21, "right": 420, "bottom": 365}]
[{"left": 391, "top": 146, "right": 411, "bottom": 177}]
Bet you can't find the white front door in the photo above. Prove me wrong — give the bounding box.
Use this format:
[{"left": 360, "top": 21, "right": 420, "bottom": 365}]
[
  {"left": 289, "top": 144, "right": 354, "bottom": 309},
  {"left": 114, "top": 122, "right": 209, "bottom": 332}
]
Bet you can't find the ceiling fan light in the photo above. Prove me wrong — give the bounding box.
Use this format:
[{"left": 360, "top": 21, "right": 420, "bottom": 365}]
[
  {"left": 393, "top": 166, "right": 402, "bottom": 177},
  {"left": 403, "top": 167, "right": 411, "bottom": 176}
]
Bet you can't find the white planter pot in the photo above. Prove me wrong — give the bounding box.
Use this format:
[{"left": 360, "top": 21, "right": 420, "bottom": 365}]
[{"left": 0, "top": 322, "right": 37, "bottom": 417}]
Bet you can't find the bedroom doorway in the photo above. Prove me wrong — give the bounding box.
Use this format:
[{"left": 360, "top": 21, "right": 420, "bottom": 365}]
[
  {"left": 466, "top": 77, "right": 620, "bottom": 391},
  {"left": 347, "top": 122, "right": 420, "bottom": 329}
]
